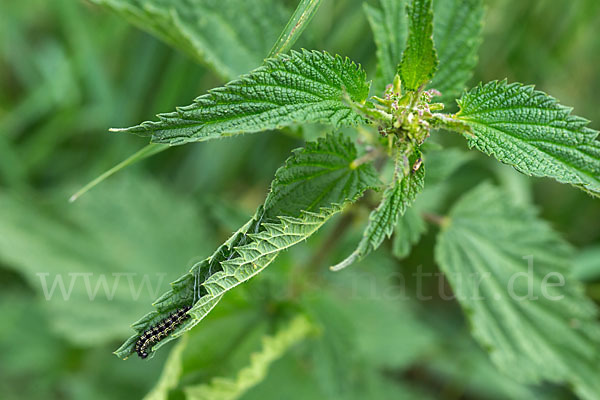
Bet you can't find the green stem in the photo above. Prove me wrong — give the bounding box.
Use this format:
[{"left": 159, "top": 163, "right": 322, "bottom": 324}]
[
  {"left": 69, "top": 143, "right": 167, "bottom": 202},
  {"left": 268, "top": 0, "right": 323, "bottom": 58}
]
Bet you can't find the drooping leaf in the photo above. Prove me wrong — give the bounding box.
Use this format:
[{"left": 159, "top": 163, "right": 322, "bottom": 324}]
[
  {"left": 114, "top": 206, "right": 340, "bottom": 360},
  {"left": 429, "top": 0, "right": 484, "bottom": 104},
  {"left": 264, "top": 133, "right": 380, "bottom": 218},
  {"left": 113, "top": 50, "right": 370, "bottom": 145},
  {"left": 145, "top": 292, "right": 274, "bottom": 398},
  {"left": 115, "top": 133, "right": 376, "bottom": 359},
  {"left": 435, "top": 182, "right": 600, "bottom": 399},
  {"left": 456, "top": 80, "right": 600, "bottom": 196},
  {"left": 89, "top": 0, "right": 288, "bottom": 80},
  {"left": 183, "top": 315, "right": 313, "bottom": 400},
  {"left": 398, "top": 0, "right": 438, "bottom": 91},
  {"left": 363, "top": 0, "right": 407, "bottom": 92},
  {"left": 331, "top": 149, "right": 425, "bottom": 271}
]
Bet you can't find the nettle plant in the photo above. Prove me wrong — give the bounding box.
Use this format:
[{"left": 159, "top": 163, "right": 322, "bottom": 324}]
[{"left": 107, "top": 0, "right": 600, "bottom": 397}]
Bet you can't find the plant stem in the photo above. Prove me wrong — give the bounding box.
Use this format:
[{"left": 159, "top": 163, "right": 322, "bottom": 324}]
[{"left": 422, "top": 212, "right": 449, "bottom": 227}]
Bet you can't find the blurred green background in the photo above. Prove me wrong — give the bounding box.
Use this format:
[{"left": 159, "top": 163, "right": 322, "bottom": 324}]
[{"left": 0, "top": 0, "right": 598, "bottom": 399}]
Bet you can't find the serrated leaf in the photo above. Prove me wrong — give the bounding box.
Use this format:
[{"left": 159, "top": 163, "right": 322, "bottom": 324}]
[
  {"left": 392, "top": 207, "right": 426, "bottom": 259},
  {"left": 363, "top": 0, "right": 407, "bottom": 92},
  {"left": 113, "top": 50, "right": 370, "bottom": 145},
  {"left": 331, "top": 150, "right": 425, "bottom": 270},
  {"left": 456, "top": 80, "right": 600, "bottom": 196},
  {"left": 114, "top": 207, "right": 339, "bottom": 360},
  {"left": 183, "top": 315, "right": 312, "bottom": 400},
  {"left": 89, "top": 0, "right": 288, "bottom": 80},
  {"left": 435, "top": 182, "right": 600, "bottom": 399},
  {"left": 398, "top": 0, "right": 438, "bottom": 91},
  {"left": 115, "top": 134, "right": 375, "bottom": 359},
  {"left": 264, "top": 133, "right": 380, "bottom": 218},
  {"left": 413, "top": 146, "right": 474, "bottom": 213},
  {"left": 429, "top": 0, "right": 484, "bottom": 104}
]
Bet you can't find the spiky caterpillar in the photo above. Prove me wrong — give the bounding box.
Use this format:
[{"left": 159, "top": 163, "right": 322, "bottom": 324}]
[
  {"left": 134, "top": 305, "right": 192, "bottom": 359},
  {"left": 131, "top": 213, "right": 263, "bottom": 359}
]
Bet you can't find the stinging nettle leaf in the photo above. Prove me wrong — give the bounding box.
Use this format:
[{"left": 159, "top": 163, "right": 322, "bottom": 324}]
[
  {"left": 398, "top": 0, "right": 439, "bottom": 91},
  {"left": 429, "top": 0, "right": 484, "bottom": 104},
  {"left": 89, "top": 0, "right": 288, "bottom": 80},
  {"left": 363, "top": 0, "right": 407, "bottom": 93},
  {"left": 264, "top": 133, "right": 380, "bottom": 218},
  {"left": 331, "top": 149, "right": 425, "bottom": 271},
  {"left": 112, "top": 50, "right": 370, "bottom": 145},
  {"left": 115, "top": 133, "right": 376, "bottom": 359},
  {"left": 114, "top": 205, "right": 339, "bottom": 360},
  {"left": 456, "top": 80, "right": 600, "bottom": 197},
  {"left": 435, "top": 182, "right": 600, "bottom": 399}
]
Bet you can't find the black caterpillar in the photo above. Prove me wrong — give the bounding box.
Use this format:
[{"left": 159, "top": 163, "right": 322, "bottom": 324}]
[
  {"left": 133, "top": 213, "right": 264, "bottom": 359},
  {"left": 134, "top": 305, "right": 191, "bottom": 359}
]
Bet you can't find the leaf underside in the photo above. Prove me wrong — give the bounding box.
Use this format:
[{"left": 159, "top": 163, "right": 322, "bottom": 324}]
[
  {"left": 113, "top": 50, "right": 370, "bottom": 145},
  {"left": 436, "top": 183, "right": 600, "bottom": 399},
  {"left": 457, "top": 80, "right": 600, "bottom": 197},
  {"left": 114, "top": 133, "right": 378, "bottom": 359}
]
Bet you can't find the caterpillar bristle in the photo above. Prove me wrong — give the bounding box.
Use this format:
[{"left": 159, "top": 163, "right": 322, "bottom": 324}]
[{"left": 135, "top": 305, "right": 192, "bottom": 359}]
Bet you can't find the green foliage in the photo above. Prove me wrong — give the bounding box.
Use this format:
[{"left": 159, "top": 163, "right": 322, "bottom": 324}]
[
  {"left": 89, "top": 0, "right": 288, "bottom": 80},
  {"left": 436, "top": 183, "right": 600, "bottom": 399},
  {"left": 456, "top": 80, "right": 600, "bottom": 196},
  {"left": 430, "top": 0, "right": 484, "bottom": 103},
  {"left": 392, "top": 207, "right": 426, "bottom": 259},
  {"left": 363, "top": 0, "right": 407, "bottom": 91},
  {"left": 184, "top": 315, "right": 313, "bottom": 400},
  {"left": 365, "top": 0, "right": 483, "bottom": 99},
  {"left": 574, "top": 246, "right": 600, "bottom": 282},
  {"left": 331, "top": 149, "right": 425, "bottom": 270},
  {"left": 398, "top": 0, "right": 438, "bottom": 91},
  {"left": 113, "top": 50, "right": 370, "bottom": 145},
  {"left": 115, "top": 133, "right": 377, "bottom": 359},
  {"left": 268, "top": 0, "right": 324, "bottom": 58},
  {"left": 264, "top": 133, "right": 380, "bottom": 218},
  {"left": 144, "top": 335, "right": 189, "bottom": 400},
  {"left": 2, "top": 0, "right": 600, "bottom": 398},
  {"left": 0, "top": 176, "right": 212, "bottom": 345}
]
